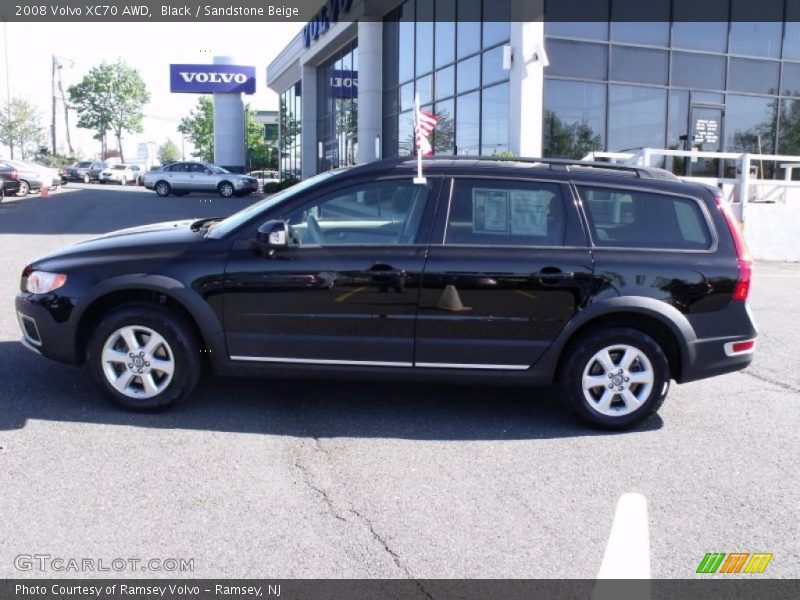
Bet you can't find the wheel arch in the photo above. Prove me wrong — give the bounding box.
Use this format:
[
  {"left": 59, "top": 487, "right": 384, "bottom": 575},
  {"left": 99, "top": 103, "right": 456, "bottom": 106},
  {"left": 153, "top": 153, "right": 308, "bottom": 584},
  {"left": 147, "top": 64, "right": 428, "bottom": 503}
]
[
  {"left": 542, "top": 297, "right": 697, "bottom": 384},
  {"left": 73, "top": 277, "right": 224, "bottom": 367}
]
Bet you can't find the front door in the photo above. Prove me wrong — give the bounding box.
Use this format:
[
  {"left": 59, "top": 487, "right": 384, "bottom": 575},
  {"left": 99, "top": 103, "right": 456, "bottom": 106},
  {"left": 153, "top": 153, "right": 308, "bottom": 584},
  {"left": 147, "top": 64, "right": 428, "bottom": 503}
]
[
  {"left": 223, "top": 177, "right": 441, "bottom": 366},
  {"left": 415, "top": 177, "right": 595, "bottom": 369}
]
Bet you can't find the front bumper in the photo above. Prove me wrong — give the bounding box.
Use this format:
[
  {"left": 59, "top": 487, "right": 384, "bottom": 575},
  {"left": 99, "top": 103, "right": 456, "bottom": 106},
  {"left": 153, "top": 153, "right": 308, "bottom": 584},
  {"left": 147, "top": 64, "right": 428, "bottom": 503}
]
[
  {"left": 234, "top": 180, "right": 259, "bottom": 192},
  {"left": 15, "top": 293, "right": 79, "bottom": 365}
]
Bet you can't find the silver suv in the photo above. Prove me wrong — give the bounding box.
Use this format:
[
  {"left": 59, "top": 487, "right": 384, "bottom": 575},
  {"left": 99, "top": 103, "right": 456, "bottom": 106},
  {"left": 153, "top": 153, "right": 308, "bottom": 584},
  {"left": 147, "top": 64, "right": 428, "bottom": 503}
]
[{"left": 142, "top": 161, "right": 258, "bottom": 198}]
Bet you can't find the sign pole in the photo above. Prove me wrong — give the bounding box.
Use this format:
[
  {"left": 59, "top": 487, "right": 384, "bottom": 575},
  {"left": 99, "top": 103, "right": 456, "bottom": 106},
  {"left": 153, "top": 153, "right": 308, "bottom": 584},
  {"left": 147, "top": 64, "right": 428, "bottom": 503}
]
[{"left": 413, "top": 92, "right": 426, "bottom": 185}]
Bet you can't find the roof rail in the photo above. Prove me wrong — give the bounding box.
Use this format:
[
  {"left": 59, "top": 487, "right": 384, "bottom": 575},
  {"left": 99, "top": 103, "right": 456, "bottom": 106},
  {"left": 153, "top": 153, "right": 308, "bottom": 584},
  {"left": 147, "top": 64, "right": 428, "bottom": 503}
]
[{"left": 409, "top": 155, "right": 676, "bottom": 180}]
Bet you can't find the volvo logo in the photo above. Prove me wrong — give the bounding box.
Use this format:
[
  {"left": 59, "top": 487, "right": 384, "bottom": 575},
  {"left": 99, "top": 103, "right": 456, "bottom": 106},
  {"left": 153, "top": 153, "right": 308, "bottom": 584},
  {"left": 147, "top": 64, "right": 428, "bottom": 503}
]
[{"left": 179, "top": 72, "right": 249, "bottom": 84}]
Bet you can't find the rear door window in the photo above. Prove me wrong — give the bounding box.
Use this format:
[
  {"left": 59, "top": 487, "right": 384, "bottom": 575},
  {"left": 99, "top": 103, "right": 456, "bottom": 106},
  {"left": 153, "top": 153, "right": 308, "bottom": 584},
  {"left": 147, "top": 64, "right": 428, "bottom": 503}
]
[
  {"left": 444, "top": 179, "right": 566, "bottom": 247},
  {"left": 578, "top": 186, "right": 712, "bottom": 250}
]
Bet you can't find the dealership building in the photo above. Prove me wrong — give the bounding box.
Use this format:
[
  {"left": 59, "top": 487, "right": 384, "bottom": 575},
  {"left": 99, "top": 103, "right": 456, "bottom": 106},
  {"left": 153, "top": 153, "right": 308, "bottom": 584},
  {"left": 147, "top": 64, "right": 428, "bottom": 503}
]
[{"left": 267, "top": 0, "right": 800, "bottom": 181}]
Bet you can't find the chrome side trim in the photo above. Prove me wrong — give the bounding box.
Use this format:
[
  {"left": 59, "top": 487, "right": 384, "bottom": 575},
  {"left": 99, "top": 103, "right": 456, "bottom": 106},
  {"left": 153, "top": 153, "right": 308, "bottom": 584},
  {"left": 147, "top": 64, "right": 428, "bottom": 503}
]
[
  {"left": 230, "top": 355, "right": 413, "bottom": 368},
  {"left": 415, "top": 362, "right": 530, "bottom": 371}
]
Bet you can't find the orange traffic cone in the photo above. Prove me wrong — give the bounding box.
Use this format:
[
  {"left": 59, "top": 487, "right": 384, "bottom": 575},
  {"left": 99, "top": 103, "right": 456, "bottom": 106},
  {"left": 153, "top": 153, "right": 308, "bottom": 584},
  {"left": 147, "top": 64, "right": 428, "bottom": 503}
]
[{"left": 41, "top": 185, "right": 49, "bottom": 198}]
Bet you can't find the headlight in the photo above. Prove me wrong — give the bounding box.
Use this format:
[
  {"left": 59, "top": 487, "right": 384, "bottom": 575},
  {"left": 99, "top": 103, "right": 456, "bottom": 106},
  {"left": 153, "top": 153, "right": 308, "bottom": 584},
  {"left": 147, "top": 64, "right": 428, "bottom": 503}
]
[{"left": 26, "top": 271, "right": 67, "bottom": 294}]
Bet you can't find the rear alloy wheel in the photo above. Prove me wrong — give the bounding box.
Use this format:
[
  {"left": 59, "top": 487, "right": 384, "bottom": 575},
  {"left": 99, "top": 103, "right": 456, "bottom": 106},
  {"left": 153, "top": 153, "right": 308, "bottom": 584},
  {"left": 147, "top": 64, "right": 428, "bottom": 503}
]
[
  {"left": 218, "top": 182, "right": 234, "bottom": 198},
  {"left": 87, "top": 305, "right": 201, "bottom": 410},
  {"left": 18, "top": 180, "right": 30, "bottom": 196},
  {"left": 155, "top": 181, "right": 171, "bottom": 197},
  {"left": 558, "top": 327, "right": 669, "bottom": 429}
]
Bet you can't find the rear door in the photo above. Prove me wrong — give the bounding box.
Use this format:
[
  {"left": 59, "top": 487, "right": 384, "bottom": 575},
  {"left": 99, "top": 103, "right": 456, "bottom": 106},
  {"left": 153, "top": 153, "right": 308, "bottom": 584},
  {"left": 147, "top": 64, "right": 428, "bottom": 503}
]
[{"left": 415, "top": 176, "right": 595, "bottom": 369}]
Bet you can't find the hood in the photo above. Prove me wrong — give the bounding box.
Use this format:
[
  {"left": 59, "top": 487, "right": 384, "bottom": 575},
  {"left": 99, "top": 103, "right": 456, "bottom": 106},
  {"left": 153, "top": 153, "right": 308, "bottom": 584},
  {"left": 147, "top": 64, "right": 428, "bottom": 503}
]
[{"left": 32, "top": 220, "right": 203, "bottom": 267}]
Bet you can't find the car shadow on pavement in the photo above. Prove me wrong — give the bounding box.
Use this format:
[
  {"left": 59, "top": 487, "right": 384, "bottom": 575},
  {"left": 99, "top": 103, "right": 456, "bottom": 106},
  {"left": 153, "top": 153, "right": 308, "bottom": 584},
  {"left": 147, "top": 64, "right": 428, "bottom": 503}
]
[{"left": 0, "top": 341, "right": 663, "bottom": 440}]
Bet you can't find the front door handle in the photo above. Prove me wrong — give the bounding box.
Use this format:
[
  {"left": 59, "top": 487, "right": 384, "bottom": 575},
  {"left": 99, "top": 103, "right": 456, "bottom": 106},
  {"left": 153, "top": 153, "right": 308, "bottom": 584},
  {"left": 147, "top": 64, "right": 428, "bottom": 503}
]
[
  {"left": 364, "top": 264, "right": 406, "bottom": 279},
  {"left": 531, "top": 269, "right": 575, "bottom": 282}
]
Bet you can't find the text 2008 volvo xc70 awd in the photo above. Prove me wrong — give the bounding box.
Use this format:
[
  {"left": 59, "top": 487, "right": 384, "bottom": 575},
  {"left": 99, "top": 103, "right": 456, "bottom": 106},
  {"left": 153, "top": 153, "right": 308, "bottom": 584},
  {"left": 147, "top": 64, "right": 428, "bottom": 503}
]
[{"left": 15, "top": 157, "right": 756, "bottom": 428}]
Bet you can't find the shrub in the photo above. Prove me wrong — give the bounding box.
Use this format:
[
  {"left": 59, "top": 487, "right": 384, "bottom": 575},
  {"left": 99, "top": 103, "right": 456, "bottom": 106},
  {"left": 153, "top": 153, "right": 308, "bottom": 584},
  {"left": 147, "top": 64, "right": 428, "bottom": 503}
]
[{"left": 263, "top": 178, "right": 299, "bottom": 194}]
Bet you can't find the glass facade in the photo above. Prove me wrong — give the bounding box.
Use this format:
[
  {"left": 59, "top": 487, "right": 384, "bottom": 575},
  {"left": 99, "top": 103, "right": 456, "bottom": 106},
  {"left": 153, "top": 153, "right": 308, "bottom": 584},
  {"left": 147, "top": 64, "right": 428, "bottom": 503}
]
[
  {"left": 317, "top": 40, "right": 359, "bottom": 172},
  {"left": 382, "top": 0, "right": 511, "bottom": 157},
  {"left": 543, "top": 0, "right": 800, "bottom": 178},
  {"left": 278, "top": 82, "right": 302, "bottom": 180}
]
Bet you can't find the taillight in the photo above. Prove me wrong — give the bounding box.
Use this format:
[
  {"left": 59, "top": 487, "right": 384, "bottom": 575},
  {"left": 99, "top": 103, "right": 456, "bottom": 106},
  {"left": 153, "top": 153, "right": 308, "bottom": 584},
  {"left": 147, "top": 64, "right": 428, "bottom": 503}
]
[
  {"left": 713, "top": 192, "right": 751, "bottom": 302},
  {"left": 11, "top": 170, "right": 18, "bottom": 180}
]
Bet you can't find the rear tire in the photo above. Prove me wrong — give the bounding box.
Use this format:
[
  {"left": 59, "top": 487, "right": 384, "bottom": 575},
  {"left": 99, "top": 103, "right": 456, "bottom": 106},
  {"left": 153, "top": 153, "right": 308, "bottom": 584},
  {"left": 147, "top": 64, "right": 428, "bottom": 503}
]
[
  {"left": 558, "top": 327, "right": 669, "bottom": 429},
  {"left": 86, "top": 304, "right": 201, "bottom": 411},
  {"left": 18, "top": 180, "right": 30, "bottom": 197},
  {"left": 155, "top": 181, "right": 171, "bottom": 197},
  {"left": 218, "top": 181, "right": 234, "bottom": 198}
]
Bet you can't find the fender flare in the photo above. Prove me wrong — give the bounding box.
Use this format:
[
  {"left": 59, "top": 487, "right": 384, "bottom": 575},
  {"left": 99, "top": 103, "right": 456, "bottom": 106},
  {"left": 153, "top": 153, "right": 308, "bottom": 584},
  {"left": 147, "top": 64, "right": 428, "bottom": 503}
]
[
  {"left": 72, "top": 274, "right": 225, "bottom": 355},
  {"left": 536, "top": 296, "right": 698, "bottom": 380}
]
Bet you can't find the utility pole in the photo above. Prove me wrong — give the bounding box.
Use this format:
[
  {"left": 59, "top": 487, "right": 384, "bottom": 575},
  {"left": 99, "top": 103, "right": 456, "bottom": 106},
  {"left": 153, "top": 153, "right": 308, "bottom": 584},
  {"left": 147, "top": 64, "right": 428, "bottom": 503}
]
[
  {"left": 3, "top": 22, "right": 13, "bottom": 159},
  {"left": 55, "top": 57, "right": 74, "bottom": 156},
  {"left": 51, "top": 54, "right": 57, "bottom": 155}
]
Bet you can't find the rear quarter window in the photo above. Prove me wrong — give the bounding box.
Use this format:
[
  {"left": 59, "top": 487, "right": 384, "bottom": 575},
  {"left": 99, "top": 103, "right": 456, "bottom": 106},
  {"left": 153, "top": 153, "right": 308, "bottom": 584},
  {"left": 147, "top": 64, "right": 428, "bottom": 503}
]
[{"left": 578, "top": 186, "right": 712, "bottom": 250}]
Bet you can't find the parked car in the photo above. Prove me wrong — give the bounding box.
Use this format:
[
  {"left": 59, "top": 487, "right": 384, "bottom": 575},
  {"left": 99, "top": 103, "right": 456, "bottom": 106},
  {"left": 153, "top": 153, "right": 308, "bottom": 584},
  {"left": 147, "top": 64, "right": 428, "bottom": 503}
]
[
  {"left": 142, "top": 161, "right": 258, "bottom": 198},
  {"left": 0, "top": 162, "right": 21, "bottom": 199},
  {"left": 87, "top": 160, "right": 109, "bottom": 182},
  {"left": 99, "top": 164, "right": 141, "bottom": 185},
  {"left": 66, "top": 161, "right": 94, "bottom": 183},
  {"left": 247, "top": 169, "right": 280, "bottom": 192},
  {"left": 14, "top": 156, "right": 756, "bottom": 428},
  {"left": 1, "top": 160, "right": 60, "bottom": 196}
]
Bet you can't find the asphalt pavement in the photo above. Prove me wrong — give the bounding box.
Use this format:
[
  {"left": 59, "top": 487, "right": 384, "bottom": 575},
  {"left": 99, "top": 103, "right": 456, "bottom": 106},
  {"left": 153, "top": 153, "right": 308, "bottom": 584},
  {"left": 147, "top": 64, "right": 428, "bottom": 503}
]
[{"left": 0, "top": 183, "right": 797, "bottom": 579}]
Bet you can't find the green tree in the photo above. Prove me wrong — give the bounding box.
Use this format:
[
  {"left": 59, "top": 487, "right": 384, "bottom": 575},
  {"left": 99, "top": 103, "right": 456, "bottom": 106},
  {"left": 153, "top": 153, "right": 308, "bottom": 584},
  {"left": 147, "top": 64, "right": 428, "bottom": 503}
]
[
  {"left": 0, "top": 97, "right": 46, "bottom": 160},
  {"left": 246, "top": 106, "right": 278, "bottom": 170},
  {"left": 543, "top": 111, "right": 603, "bottom": 159},
  {"left": 157, "top": 138, "right": 181, "bottom": 165},
  {"left": 68, "top": 60, "right": 150, "bottom": 162},
  {"left": 178, "top": 96, "right": 215, "bottom": 161}
]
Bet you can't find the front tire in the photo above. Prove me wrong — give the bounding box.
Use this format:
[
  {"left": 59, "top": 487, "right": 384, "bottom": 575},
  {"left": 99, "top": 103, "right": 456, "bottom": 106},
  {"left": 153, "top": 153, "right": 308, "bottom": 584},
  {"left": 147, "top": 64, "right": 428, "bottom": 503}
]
[
  {"left": 155, "top": 181, "right": 171, "bottom": 197},
  {"left": 558, "top": 327, "right": 670, "bottom": 429},
  {"left": 82, "top": 173, "right": 90, "bottom": 183},
  {"left": 18, "top": 180, "right": 30, "bottom": 197},
  {"left": 120, "top": 176, "right": 127, "bottom": 186},
  {"left": 86, "top": 305, "right": 201, "bottom": 410}
]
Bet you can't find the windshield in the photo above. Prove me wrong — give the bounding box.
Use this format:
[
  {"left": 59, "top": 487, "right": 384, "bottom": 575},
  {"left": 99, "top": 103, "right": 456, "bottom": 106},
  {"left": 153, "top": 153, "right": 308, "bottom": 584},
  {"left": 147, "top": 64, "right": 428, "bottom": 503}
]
[
  {"left": 211, "top": 165, "right": 230, "bottom": 174},
  {"left": 112, "top": 165, "right": 126, "bottom": 170},
  {"left": 207, "top": 170, "right": 342, "bottom": 239},
  {"left": 76, "top": 161, "right": 92, "bottom": 168}
]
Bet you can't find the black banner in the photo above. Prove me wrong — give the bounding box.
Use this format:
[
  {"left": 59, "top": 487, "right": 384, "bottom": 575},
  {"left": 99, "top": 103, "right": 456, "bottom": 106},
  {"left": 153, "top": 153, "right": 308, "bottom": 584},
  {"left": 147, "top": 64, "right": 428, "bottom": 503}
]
[
  {"left": 1, "top": 580, "right": 800, "bottom": 600},
  {"left": 1, "top": 0, "right": 799, "bottom": 23}
]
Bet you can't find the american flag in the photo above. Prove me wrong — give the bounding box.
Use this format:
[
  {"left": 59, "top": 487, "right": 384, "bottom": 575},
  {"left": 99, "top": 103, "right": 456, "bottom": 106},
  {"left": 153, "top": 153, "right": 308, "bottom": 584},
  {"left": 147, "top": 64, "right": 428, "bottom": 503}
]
[{"left": 415, "top": 107, "right": 439, "bottom": 156}]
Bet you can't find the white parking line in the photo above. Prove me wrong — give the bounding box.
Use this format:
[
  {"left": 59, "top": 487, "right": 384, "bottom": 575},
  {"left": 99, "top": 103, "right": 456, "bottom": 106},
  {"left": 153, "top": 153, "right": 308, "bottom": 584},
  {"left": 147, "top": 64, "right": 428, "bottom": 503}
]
[{"left": 597, "top": 492, "right": 651, "bottom": 579}]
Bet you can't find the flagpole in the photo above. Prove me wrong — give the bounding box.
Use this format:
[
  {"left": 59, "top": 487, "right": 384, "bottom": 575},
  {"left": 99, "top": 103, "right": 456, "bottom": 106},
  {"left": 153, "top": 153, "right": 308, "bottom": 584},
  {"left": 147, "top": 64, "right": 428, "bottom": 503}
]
[{"left": 413, "top": 91, "right": 426, "bottom": 185}]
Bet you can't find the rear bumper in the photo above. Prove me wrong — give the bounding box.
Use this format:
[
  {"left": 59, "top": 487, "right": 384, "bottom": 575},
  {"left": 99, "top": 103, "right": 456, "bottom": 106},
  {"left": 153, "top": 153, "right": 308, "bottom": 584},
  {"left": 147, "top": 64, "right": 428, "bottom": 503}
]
[
  {"left": 679, "top": 335, "right": 756, "bottom": 383},
  {"left": 15, "top": 294, "right": 79, "bottom": 365},
  {"left": 2, "top": 181, "right": 21, "bottom": 194}
]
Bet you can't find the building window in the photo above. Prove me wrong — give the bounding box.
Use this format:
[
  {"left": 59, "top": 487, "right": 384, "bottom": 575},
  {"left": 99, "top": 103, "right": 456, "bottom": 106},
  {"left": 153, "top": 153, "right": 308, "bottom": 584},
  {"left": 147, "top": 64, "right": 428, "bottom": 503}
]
[
  {"left": 543, "top": 80, "right": 606, "bottom": 159},
  {"left": 382, "top": 0, "right": 510, "bottom": 158},
  {"left": 542, "top": 2, "right": 800, "bottom": 175},
  {"left": 279, "top": 81, "right": 301, "bottom": 180},
  {"left": 317, "top": 40, "right": 358, "bottom": 172}
]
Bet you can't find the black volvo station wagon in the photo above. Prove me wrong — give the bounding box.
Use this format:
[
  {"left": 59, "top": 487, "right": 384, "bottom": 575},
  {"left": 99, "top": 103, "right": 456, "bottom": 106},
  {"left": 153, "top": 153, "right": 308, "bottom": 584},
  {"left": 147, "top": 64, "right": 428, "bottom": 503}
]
[{"left": 15, "top": 157, "right": 756, "bottom": 428}]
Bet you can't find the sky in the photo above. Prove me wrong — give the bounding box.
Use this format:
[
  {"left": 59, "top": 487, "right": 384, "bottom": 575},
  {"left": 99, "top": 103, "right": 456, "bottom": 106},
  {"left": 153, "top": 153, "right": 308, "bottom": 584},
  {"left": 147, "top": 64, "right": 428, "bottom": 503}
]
[{"left": 1, "top": 21, "right": 302, "bottom": 161}]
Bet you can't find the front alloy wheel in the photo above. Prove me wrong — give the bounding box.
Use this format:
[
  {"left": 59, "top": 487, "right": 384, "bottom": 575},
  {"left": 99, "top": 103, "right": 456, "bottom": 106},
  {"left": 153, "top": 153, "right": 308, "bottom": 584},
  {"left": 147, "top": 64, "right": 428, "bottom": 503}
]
[
  {"left": 101, "top": 326, "right": 175, "bottom": 399},
  {"left": 87, "top": 305, "right": 201, "bottom": 410}
]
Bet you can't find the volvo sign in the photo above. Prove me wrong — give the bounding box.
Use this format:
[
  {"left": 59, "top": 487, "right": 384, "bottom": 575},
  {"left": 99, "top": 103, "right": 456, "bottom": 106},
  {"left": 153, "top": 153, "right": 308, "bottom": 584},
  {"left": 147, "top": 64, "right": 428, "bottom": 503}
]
[
  {"left": 302, "top": 0, "right": 353, "bottom": 48},
  {"left": 169, "top": 64, "right": 256, "bottom": 94}
]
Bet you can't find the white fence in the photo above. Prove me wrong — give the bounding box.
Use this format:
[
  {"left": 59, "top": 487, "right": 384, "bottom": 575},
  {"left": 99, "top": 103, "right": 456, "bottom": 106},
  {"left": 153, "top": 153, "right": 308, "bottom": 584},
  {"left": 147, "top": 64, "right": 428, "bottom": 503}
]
[{"left": 583, "top": 149, "right": 800, "bottom": 261}]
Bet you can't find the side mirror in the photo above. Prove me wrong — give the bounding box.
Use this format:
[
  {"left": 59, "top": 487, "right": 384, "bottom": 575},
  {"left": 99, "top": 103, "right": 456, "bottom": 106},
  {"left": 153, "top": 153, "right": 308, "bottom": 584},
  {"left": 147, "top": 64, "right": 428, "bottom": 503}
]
[{"left": 256, "top": 220, "right": 290, "bottom": 250}]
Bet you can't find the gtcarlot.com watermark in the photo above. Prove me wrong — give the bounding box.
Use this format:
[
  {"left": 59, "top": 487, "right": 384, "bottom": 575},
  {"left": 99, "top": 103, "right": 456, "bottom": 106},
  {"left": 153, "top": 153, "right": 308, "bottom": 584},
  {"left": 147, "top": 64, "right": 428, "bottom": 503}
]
[{"left": 14, "top": 554, "right": 194, "bottom": 573}]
